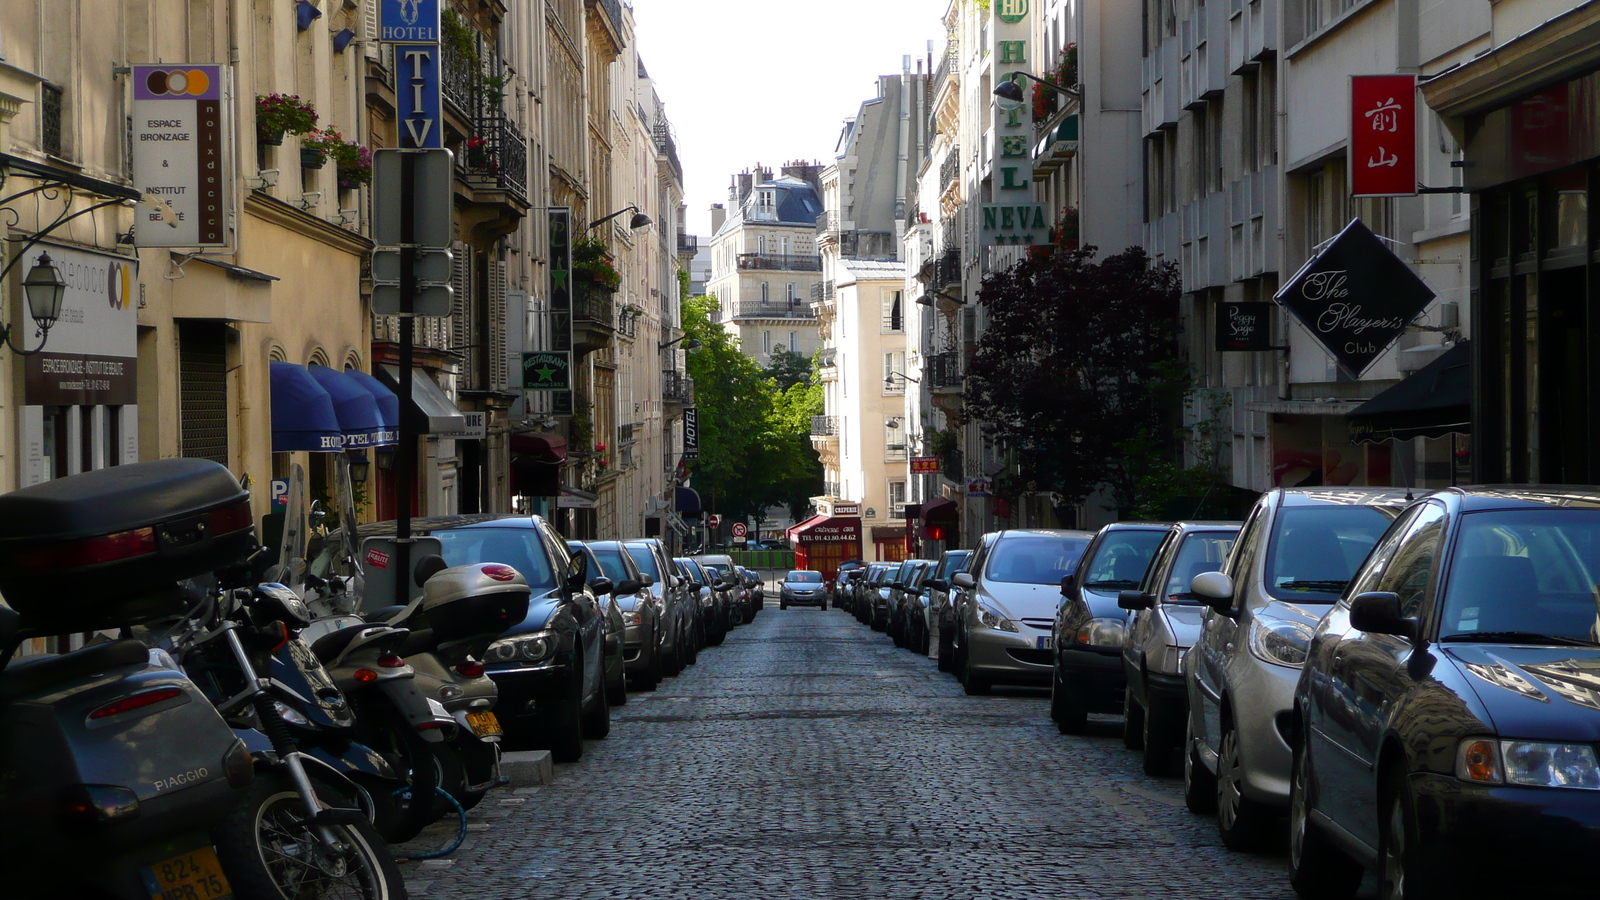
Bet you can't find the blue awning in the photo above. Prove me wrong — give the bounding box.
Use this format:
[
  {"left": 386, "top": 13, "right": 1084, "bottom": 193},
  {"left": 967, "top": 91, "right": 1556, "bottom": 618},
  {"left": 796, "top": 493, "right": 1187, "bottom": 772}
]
[
  {"left": 270, "top": 362, "right": 344, "bottom": 452},
  {"left": 307, "top": 365, "right": 388, "bottom": 449},
  {"left": 340, "top": 367, "right": 400, "bottom": 446},
  {"left": 675, "top": 486, "right": 702, "bottom": 515}
]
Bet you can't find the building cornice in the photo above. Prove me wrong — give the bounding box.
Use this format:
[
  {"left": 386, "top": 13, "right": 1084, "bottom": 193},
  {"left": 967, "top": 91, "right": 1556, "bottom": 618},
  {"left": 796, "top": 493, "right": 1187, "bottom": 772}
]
[
  {"left": 244, "top": 191, "right": 374, "bottom": 256},
  {"left": 1422, "top": 1, "right": 1600, "bottom": 119}
]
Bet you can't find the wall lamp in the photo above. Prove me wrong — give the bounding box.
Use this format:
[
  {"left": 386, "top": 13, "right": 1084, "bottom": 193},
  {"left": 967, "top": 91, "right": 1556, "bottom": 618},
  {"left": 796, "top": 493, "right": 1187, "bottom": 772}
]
[
  {"left": 659, "top": 335, "right": 701, "bottom": 351},
  {"left": 589, "top": 204, "right": 652, "bottom": 231},
  {"left": 884, "top": 371, "right": 921, "bottom": 391},
  {"left": 2, "top": 251, "right": 66, "bottom": 356},
  {"left": 994, "top": 72, "right": 1081, "bottom": 111}
]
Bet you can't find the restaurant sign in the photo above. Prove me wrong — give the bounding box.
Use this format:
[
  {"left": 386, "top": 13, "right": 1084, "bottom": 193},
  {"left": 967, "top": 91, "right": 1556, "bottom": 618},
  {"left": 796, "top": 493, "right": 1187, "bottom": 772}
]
[
  {"left": 1275, "top": 218, "right": 1434, "bottom": 376},
  {"left": 910, "top": 456, "right": 941, "bottom": 474}
]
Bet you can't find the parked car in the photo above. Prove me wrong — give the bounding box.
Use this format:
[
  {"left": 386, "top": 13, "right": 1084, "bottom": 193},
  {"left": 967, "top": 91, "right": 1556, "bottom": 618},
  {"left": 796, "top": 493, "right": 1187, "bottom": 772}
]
[
  {"left": 881, "top": 559, "right": 919, "bottom": 637},
  {"left": 1050, "top": 523, "right": 1173, "bottom": 733},
  {"left": 780, "top": 570, "right": 829, "bottom": 609},
  {"left": 892, "top": 560, "right": 936, "bottom": 652},
  {"left": 834, "top": 559, "right": 866, "bottom": 612},
  {"left": 697, "top": 555, "right": 750, "bottom": 625},
  {"left": 856, "top": 563, "right": 892, "bottom": 625},
  {"left": 676, "top": 557, "right": 728, "bottom": 645},
  {"left": 369, "top": 515, "right": 610, "bottom": 763},
  {"left": 625, "top": 538, "right": 700, "bottom": 666},
  {"left": 947, "top": 533, "right": 1002, "bottom": 673},
  {"left": 953, "top": 529, "right": 1095, "bottom": 694},
  {"left": 739, "top": 566, "right": 765, "bottom": 610},
  {"left": 575, "top": 540, "right": 665, "bottom": 690},
  {"left": 870, "top": 563, "right": 900, "bottom": 631},
  {"left": 1118, "top": 522, "right": 1239, "bottom": 774},
  {"left": 1183, "top": 487, "right": 1409, "bottom": 850},
  {"left": 754, "top": 539, "right": 788, "bottom": 550},
  {"left": 567, "top": 541, "right": 632, "bottom": 704},
  {"left": 1285, "top": 487, "right": 1600, "bottom": 896},
  {"left": 927, "top": 549, "right": 974, "bottom": 669}
]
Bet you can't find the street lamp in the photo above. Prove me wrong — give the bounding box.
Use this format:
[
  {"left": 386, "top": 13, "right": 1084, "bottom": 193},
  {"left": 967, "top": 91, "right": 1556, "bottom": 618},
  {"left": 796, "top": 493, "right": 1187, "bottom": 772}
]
[
  {"left": 994, "top": 72, "right": 1082, "bottom": 110},
  {"left": 588, "top": 205, "right": 653, "bottom": 232},
  {"left": 659, "top": 334, "right": 701, "bottom": 351},
  {"left": 884, "top": 371, "right": 921, "bottom": 392},
  {"left": 3, "top": 251, "right": 67, "bottom": 356}
]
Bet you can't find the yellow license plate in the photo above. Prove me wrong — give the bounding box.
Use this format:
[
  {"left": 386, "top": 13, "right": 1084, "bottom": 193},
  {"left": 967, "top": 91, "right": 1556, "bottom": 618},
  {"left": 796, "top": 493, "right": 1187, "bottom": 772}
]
[
  {"left": 466, "top": 710, "right": 502, "bottom": 736},
  {"left": 142, "top": 845, "right": 233, "bottom": 900}
]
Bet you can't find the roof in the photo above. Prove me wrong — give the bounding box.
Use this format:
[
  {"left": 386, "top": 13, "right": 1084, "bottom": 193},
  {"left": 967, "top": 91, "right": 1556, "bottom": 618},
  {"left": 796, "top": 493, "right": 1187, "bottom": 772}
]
[
  {"left": 712, "top": 176, "right": 824, "bottom": 239},
  {"left": 836, "top": 258, "right": 906, "bottom": 284}
]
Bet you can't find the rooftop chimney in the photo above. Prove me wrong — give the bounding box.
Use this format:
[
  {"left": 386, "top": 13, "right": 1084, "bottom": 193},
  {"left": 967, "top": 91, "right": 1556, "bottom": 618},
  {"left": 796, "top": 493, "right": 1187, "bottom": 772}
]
[{"left": 710, "top": 203, "right": 726, "bottom": 233}]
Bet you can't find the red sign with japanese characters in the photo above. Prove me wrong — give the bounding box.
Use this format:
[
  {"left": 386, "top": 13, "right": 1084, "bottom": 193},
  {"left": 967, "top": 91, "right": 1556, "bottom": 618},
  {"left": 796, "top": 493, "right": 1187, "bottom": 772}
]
[{"left": 1350, "top": 75, "right": 1417, "bottom": 197}]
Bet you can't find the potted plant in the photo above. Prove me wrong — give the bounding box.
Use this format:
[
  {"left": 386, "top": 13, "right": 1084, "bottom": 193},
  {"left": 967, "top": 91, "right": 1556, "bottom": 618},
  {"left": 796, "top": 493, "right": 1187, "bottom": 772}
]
[
  {"left": 573, "top": 235, "right": 621, "bottom": 292},
  {"left": 255, "top": 93, "right": 317, "bottom": 146},
  {"left": 465, "top": 134, "right": 495, "bottom": 170},
  {"left": 299, "top": 128, "right": 343, "bottom": 169},
  {"left": 330, "top": 140, "right": 373, "bottom": 191}
]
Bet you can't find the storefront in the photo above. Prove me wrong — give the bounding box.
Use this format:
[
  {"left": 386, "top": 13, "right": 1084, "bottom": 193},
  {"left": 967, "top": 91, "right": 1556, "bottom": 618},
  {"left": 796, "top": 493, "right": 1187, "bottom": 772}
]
[
  {"left": 1422, "top": 8, "right": 1600, "bottom": 483},
  {"left": 17, "top": 243, "right": 139, "bottom": 486},
  {"left": 786, "top": 514, "right": 862, "bottom": 580}
]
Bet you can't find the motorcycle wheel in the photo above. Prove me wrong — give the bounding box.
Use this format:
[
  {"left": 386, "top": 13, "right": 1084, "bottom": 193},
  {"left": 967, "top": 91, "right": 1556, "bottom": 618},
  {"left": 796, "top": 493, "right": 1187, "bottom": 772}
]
[
  {"left": 428, "top": 741, "right": 468, "bottom": 819},
  {"left": 353, "top": 725, "right": 442, "bottom": 845},
  {"left": 456, "top": 738, "right": 498, "bottom": 812},
  {"left": 215, "top": 771, "right": 407, "bottom": 900}
]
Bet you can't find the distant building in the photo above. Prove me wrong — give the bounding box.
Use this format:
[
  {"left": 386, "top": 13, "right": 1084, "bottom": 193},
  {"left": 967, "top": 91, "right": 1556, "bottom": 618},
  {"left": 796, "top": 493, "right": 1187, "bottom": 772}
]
[{"left": 705, "top": 164, "right": 827, "bottom": 364}]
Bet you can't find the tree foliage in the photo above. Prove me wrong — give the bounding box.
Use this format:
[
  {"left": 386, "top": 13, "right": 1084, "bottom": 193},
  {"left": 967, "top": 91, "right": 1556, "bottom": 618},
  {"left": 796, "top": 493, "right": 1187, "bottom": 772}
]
[
  {"left": 962, "top": 245, "right": 1186, "bottom": 515},
  {"left": 682, "top": 296, "right": 823, "bottom": 522},
  {"left": 762, "top": 347, "right": 812, "bottom": 391}
]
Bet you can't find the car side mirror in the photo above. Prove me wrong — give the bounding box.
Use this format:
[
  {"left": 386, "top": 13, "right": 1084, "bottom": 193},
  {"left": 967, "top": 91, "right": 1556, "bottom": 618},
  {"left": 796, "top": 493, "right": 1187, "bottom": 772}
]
[
  {"left": 639, "top": 574, "right": 655, "bottom": 587},
  {"left": 616, "top": 578, "right": 644, "bottom": 595},
  {"left": 1118, "top": 590, "right": 1154, "bottom": 611},
  {"left": 589, "top": 576, "right": 614, "bottom": 596},
  {"left": 1190, "top": 571, "right": 1236, "bottom": 614},
  {"left": 952, "top": 572, "right": 976, "bottom": 590},
  {"left": 1349, "top": 591, "right": 1418, "bottom": 641},
  {"left": 1060, "top": 574, "right": 1076, "bottom": 595},
  {"left": 928, "top": 578, "right": 948, "bottom": 591}
]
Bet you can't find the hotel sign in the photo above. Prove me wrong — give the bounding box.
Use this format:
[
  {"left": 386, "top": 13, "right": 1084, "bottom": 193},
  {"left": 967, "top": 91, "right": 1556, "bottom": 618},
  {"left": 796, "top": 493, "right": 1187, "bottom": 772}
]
[
  {"left": 379, "top": 0, "right": 441, "bottom": 42},
  {"left": 981, "top": 4, "right": 1042, "bottom": 249}
]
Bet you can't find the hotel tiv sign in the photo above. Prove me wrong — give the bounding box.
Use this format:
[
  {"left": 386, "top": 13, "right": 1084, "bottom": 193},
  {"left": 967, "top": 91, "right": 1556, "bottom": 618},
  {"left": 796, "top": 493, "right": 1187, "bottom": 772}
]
[{"left": 982, "top": 1, "right": 1049, "bottom": 249}]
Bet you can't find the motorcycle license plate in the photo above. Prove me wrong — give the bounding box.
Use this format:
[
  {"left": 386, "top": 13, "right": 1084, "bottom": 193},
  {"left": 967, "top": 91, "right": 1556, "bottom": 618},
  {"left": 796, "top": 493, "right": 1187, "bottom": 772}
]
[
  {"left": 1037, "top": 635, "right": 1054, "bottom": 651},
  {"left": 466, "top": 710, "right": 503, "bottom": 736},
  {"left": 141, "top": 845, "right": 233, "bottom": 900}
]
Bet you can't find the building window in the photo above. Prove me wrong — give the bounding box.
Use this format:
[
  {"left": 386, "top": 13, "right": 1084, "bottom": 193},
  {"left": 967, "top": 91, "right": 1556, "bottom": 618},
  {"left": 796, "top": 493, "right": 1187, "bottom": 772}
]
[
  {"left": 885, "top": 417, "right": 907, "bottom": 460},
  {"left": 888, "top": 480, "right": 908, "bottom": 518},
  {"left": 883, "top": 350, "right": 906, "bottom": 393},
  {"left": 882, "top": 290, "right": 904, "bottom": 332},
  {"left": 179, "top": 321, "right": 229, "bottom": 464},
  {"left": 789, "top": 331, "right": 798, "bottom": 352},
  {"left": 761, "top": 281, "right": 769, "bottom": 303},
  {"left": 40, "top": 82, "right": 63, "bottom": 158},
  {"left": 786, "top": 282, "right": 796, "bottom": 302},
  {"left": 762, "top": 330, "right": 771, "bottom": 354}
]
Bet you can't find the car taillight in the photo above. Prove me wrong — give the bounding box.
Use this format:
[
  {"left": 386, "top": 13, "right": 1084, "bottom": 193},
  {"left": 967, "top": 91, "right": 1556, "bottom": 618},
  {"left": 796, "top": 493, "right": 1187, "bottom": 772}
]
[
  {"left": 353, "top": 668, "right": 378, "bottom": 683},
  {"left": 89, "top": 687, "right": 183, "bottom": 720},
  {"left": 208, "top": 501, "right": 254, "bottom": 535},
  {"left": 376, "top": 652, "right": 405, "bottom": 668},
  {"left": 456, "top": 661, "right": 485, "bottom": 678},
  {"left": 22, "top": 526, "right": 157, "bottom": 570},
  {"left": 482, "top": 564, "right": 517, "bottom": 582}
]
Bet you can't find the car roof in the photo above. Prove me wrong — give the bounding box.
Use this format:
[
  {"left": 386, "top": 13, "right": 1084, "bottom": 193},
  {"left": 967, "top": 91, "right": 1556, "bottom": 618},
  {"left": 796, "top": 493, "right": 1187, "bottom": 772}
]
[
  {"left": 1441, "top": 486, "right": 1600, "bottom": 512},
  {"left": 992, "top": 528, "right": 1098, "bottom": 539},
  {"left": 1169, "top": 521, "right": 1242, "bottom": 534},
  {"left": 1095, "top": 522, "right": 1173, "bottom": 533},
  {"left": 1274, "top": 487, "right": 1414, "bottom": 507},
  {"left": 357, "top": 514, "right": 539, "bottom": 536}
]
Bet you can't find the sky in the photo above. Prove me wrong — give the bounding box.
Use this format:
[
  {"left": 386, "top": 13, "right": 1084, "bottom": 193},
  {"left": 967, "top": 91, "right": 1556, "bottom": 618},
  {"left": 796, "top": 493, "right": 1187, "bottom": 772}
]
[{"left": 631, "top": 0, "right": 950, "bottom": 239}]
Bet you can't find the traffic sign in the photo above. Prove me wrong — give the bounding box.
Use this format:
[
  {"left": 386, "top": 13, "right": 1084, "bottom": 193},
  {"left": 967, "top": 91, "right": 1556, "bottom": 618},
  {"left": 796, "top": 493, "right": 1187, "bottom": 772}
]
[
  {"left": 372, "top": 149, "right": 454, "bottom": 247},
  {"left": 373, "top": 247, "right": 452, "bottom": 283},
  {"left": 372, "top": 282, "right": 452, "bottom": 317},
  {"left": 730, "top": 522, "right": 747, "bottom": 538},
  {"left": 707, "top": 514, "right": 722, "bottom": 529}
]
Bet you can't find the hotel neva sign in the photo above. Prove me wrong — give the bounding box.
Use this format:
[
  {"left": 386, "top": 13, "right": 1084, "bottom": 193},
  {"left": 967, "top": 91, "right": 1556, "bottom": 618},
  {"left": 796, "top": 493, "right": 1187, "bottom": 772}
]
[{"left": 981, "top": 1, "right": 1048, "bottom": 248}]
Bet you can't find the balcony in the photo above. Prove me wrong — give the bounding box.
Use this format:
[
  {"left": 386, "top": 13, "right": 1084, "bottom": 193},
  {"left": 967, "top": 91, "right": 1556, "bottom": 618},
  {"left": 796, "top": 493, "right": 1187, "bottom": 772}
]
[
  {"left": 940, "top": 151, "right": 960, "bottom": 198},
  {"left": 927, "top": 351, "right": 963, "bottom": 391},
  {"left": 886, "top": 443, "right": 909, "bottom": 462},
  {"left": 934, "top": 248, "right": 961, "bottom": 289},
  {"left": 815, "top": 210, "right": 840, "bottom": 240},
  {"left": 942, "top": 447, "right": 964, "bottom": 481},
  {"left": 573, "top": 284, "right": 616, "bottom": 353},
  {"left": 441, "top": 39, "right": 479, "bottom": 119},
  {"left": 617, "top": 423, "right": 639, "bottom": 446},
  {"left": 663, "top": 370, "right": 692, "bottom": 405},
  {"left": 653, "top": 120, "right": 683, "bottom": 182},
  {"left": 459, "top": 114, "right": 529, "bottom": 205},
  {"left": 737, "top": 252, "right": 822, "bottom": 273},
  {"left": 817, "top": 347, "right": 837, "bottom": 368},
  {"left": 677, "top": 232, "right": 698, "bottom": 256},
  {"left": 732, "top": 300, "right": 816, "bottom": 321},
  {"left": 810, "top": 415, "right": 839, "bottom": 437},
  {"left": 822, "top": 481, "right": 843, "bottom": 499}
]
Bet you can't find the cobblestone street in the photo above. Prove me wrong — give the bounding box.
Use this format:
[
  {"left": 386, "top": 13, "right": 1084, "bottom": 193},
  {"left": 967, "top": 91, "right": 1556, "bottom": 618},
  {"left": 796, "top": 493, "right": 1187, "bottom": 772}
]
[{"left": 400, "top": 607, "right": 1306, "bottom": 899}]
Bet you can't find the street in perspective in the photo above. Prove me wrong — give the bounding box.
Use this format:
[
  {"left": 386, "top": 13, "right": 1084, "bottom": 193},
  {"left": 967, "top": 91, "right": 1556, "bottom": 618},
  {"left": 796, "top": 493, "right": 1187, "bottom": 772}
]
[{"left": 5, "top": 0, "right": 1600, "bottom": 898}]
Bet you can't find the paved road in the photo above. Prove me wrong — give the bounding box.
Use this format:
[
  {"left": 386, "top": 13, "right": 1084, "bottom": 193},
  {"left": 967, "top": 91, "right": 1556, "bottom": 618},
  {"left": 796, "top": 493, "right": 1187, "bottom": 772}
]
[{"left": 399, "top": 607, "right": 1313, "bottom": 899}]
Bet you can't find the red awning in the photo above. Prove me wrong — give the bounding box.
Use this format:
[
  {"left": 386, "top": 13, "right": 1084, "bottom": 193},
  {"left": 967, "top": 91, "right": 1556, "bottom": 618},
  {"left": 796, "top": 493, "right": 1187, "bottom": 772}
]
[
  {"left": 921, "top": 496, "right": 958, "bottom": 523},
  {"left": 872, "top": 526, "right": 909, "bottom": 542},
  {"left": 788, "top": 515, "right": 861, "bottom": 544},
  {"left": 510, "top": 431, "right": 568, "bottom": 463}
]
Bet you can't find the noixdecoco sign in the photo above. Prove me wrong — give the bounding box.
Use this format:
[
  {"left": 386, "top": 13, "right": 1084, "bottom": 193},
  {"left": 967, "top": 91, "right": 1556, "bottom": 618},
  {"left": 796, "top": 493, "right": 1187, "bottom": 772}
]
[{"left": 1275, "top": 218, "right": 1434, "bottom": 376}]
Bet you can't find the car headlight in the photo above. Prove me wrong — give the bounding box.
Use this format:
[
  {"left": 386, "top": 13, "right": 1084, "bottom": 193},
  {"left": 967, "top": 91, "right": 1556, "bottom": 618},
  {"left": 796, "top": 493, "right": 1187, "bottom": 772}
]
[
  {"left": 486, "top": 631, "right": 556, "bottom": 664},
  {"left": 1074, "top": 617, "right": 1126, "bottom": 649},
  {"left": 698, "top": 591, "right": 713, "bottom": 608},
  {"left": 1457, "top": 738, "right": 1600, "bottom": 789},
  {"left": 975, "top": 602, "right": 1019, "bottom": 633},
  {"left": 620, "top": 610, "right": 644, "bottom": 626},
  {"left": 1247, "top": 617, "right": 1314, "bottom": 668}
]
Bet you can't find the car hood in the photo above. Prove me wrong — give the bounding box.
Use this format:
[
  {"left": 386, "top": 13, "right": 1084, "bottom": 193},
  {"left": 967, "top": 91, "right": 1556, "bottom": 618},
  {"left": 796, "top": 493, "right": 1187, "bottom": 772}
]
[
  {"left": 784, "top": 583, "right": 825, "bottom": 591},
  {"left": 1158, "top": 603, "right": 1207, "bottom": 648},
  {"left": 980, "top": 582, "right": 1062, "bottom": 620},
  {"left": 1081, "top": 587, "right": 1126, "bottom": 621},
  {"left": 1256, "top": 599, "right": 1331, "bottom": 631},
  {"left": 502, "top": 592, "right": 561, "bottom": 635},
  {"left": 1444, "top": 645, "right": 1600, "bottom": 741}
]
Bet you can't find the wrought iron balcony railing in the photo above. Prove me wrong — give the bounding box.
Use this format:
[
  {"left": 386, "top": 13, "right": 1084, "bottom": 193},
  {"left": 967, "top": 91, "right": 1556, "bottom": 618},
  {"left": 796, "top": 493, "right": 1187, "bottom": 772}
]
[
  {"left": 733, "top": 300, "right": 816, "bottom": 320},
  {"left": 460, "top": 114, "right": 528, "bottom": 202},
  {"left": 940, "top": 151, "right": 960, "bottom": 196},
  {"left": 677, "top": 233, "right": 698, "bottom": 255},
  {"left": 927, "top": 351, "right": 963, "bottom": 389},
  {"left": 934, "top": 248, "right": 961, "bottom": 289},
  {"left": 737, "top": 253, "right": 823, "bottom": 273},
  {"left": 663, "top": 370, "right": 688, "bottom": 401},
  {"left": 441, "top": 39, "right": 479, "bottom": 117},
  {"left": 574, "top": 285, "right": 616, "bottom": 327},
  {"left": 810, "top": 415, "right": 839, "bottom": 437},
  {"left": 41, "top": 83, "right": 62, "bottom": 157},
  {"left": 815, "top": 210, "right": 840, "bottom": 237}
]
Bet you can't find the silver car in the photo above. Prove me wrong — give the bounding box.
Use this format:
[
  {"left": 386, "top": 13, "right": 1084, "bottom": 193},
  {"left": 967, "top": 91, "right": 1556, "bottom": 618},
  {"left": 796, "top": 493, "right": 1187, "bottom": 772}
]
[
  {"left": 779, "top": 570, "right": 829, "bottom": 609},
  {"left": 1183, "top": 488, "right": 1409, "bottom": 850},
  {"left": 625, "top": 539, "right": 699, "bottom": 669},
  {"left": 953, "top": 529, "right": 1095, "bottom": 694},
  {"left": 925, "top": 549, "right": 973, "bottom": 667},
  {"left": 1118, "top": 522, "right": 1238, "bottom": 775}
]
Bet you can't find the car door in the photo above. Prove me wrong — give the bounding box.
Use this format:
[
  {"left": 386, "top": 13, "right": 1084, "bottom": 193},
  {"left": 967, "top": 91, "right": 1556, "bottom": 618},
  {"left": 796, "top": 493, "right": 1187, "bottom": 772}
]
[
  {"left": 1195, "top": 503, "right": 1267, "bottom": 756},
  {"left": 1323, "top": 501, "right": 1445, "bottom": 845},
  {"left": 548, "top": 527, "right": 603, "bottom": 692},
  {"left": 1127, "top": 530, "right": 1181, "bottom": 700}
]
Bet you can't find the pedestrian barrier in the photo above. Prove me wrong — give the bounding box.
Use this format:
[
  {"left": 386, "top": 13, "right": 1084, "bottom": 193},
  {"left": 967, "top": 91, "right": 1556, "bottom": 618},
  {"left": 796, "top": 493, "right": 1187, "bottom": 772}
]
[{"left": 729, "top": 549, "right": 794, "bottom": 570}]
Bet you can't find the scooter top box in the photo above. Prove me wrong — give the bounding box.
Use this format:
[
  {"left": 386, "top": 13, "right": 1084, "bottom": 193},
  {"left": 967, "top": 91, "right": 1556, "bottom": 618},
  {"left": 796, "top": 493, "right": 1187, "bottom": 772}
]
[
  {"left": 420, "top": 563, "right": 532, "bottom": 645},
  {"left": 0, "top": 458, "right": 256, "bottom": 628}
]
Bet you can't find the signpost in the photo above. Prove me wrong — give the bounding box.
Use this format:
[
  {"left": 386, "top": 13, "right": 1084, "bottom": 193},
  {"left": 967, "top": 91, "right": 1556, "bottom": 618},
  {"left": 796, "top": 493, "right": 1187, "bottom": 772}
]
[
  {"left": 731, "top": 522, "right": 748, "bottom": 541},
  {"left": 707, "top": 514, "right": 722, "bottom": 530}
]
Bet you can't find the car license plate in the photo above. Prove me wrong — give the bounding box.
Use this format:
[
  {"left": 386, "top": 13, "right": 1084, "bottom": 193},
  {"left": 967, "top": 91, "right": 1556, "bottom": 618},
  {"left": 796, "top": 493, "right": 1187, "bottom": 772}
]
[
  {"left": 141, "top": 846, "right": 232, "bottom": 900},
  {"left": 466, "top": 710, "right": 503, "bottom": 736},
  {"left": 1036, "top": 635, "right": 1054, "bottom": 651}
]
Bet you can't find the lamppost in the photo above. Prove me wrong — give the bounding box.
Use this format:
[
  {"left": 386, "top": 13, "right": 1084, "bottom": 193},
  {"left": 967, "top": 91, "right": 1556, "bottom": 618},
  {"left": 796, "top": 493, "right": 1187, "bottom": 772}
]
[
  {"left": 884, "top": 370, "right": 921, "bottom": 392},
  {"left": 588, "top": 205, "right": 653, "bottom": 232},
  {"left": 3, "top": 251, "right": 67, "bottom": 355},
  {"left": 658, "top": 335, "right": 701, "bottom": 351},
  {"left": 993, "top": 72, "right": 1081, "bottom": 109}
]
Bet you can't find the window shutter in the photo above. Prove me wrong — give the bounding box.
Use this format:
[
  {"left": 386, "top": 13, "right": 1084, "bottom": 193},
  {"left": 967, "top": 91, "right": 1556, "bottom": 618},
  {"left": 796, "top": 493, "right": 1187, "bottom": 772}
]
[
  {"left": 178, "top": 321, "right": 229, "bottom": 464},
  {"left": 451, "top": 240, "right": 473, "bottom": 373},
  {"left": 489, "top": 260, "right": 509, "bottom": 389}
]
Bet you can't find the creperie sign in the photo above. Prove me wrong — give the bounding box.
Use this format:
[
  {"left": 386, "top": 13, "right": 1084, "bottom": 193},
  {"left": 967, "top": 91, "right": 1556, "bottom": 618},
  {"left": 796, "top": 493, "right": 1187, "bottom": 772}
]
[
  {"left": 1350, "top": 75, "right": 1417, "bottom": 197},
  {"left": 802, "top": 520, "right": 861, "bottom": 542}
]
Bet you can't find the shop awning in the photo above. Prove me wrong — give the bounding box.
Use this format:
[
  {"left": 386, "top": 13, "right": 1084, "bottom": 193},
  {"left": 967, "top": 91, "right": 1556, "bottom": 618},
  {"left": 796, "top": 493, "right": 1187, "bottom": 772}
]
[
  {"left": 675, "top": 486, "right": 702, "bottom": 515},
  {"left": 787, "top": 514, "right": 862, "bottom": 544},
  {"left": 921, "top": 496, "right": 959, "bottom": 524},
  {"left": 308, "top": 365, "right": 393, "bottom": 449},
  {"left": 1348, "top": 342, "right": 1471, "bottom": 443},
  {"left": 872, "top": 526, "right": 908, "bottom": 542},
  {"left": 341, "top": 367, "right": 400, "bottom": 445},
  {"left": 511, "top": 431, "right": 568, "bottom": 463},
  {"left": 270, "top": 362, "right": 344, "bottom": 452},
  {"left": 377, "top": 365, "right": 467, "bottom": 434}
]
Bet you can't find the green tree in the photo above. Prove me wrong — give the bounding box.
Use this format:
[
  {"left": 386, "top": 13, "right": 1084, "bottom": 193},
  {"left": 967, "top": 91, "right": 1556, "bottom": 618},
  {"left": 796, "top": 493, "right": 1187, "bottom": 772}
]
[
  {"left": 962, "top": 245, "right": 1189, "bottom": 516},
  {"left": 763, "top": 347, "right": 813, "bottom": 391}
]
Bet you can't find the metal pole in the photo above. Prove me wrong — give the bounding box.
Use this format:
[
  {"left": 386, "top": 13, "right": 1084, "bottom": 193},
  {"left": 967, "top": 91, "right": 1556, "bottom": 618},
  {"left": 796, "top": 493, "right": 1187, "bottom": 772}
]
[{"left": 395, "top": 151, "right": 418, "bottom": 605}]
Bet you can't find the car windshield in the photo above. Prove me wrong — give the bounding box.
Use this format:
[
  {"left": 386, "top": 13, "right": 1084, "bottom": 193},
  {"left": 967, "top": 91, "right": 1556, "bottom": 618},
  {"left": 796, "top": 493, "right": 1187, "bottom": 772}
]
[
  {"left": 677, "top": 561, "right": 705, "bottom": 586},
  {"left": 1265, "top": 505, "right": 1400, "bottom": 602},
  {"left": 1438, "top": 510, "right": 1600, "bottom": 645},
  {"left": 1163, "top": 531, "right": 1238, "bottom": 603},
  {"left": 986, "top": 535, "right": 1092, "bottom": 585},
  {"left": 787, "top": 571, "right": 823, "bottom": 583},
  {"left": 434, "top": 527, "right": 558, "bottom": 591},
  {"left": 1081, "top": 530, "right": 1168, "bottom": 590},
  {"left": 937, "top": 551, "right": 973, "bottom": 579},
  {"left": 590, "top": 546, "right": 632, "bottom": 582},
  {"left": 624, "top": 544, "right": 662, "bottom": 580}
]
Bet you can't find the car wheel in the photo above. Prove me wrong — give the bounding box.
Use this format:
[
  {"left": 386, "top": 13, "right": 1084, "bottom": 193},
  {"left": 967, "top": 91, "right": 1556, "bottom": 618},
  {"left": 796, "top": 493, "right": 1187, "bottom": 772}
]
[
  {"left": 581, "top": 666, "right": 611, "bottom": 740},
  {"left": 961, "top": 650, "right": 991, "bottom": 695},
  {"left": 1184, "top": 714, "right": 1217, "bottom": 814},
  {"left": 1288, "top": 737, "right": 1362, "bottom": 898},
  {"left": 1216, "top": 714, "right": 1272, "bottom": 851},
  {"left": 1378, "top": 766, "right": 1439, "bottom": 900},
  {"left": 546, "top": 658, "right": 585, "bottom": 763},
  {"left": 1051, "top": 665, "right": 1087, "bottom": 734},
  {"left": 1122, "top": 687, "right": 1145, "bottom": 750},
  {"left": 780, "top": 601, "right": 788, "bottom": 610},
  {"left": 1141, "top": 693, "right": 1181, "bottom": 777},
  {"left": 937, "top": 626, "right": 954, "bottom": 672}
]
